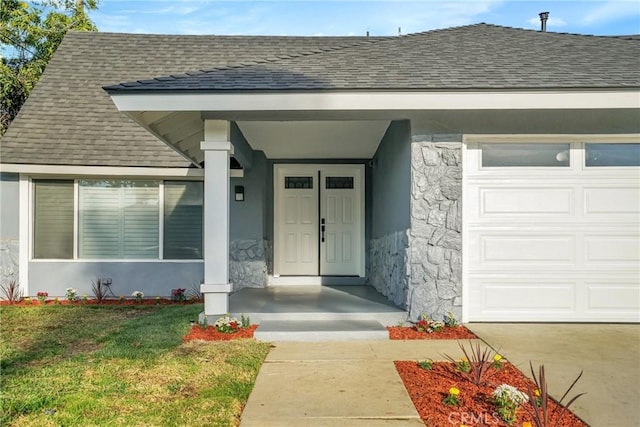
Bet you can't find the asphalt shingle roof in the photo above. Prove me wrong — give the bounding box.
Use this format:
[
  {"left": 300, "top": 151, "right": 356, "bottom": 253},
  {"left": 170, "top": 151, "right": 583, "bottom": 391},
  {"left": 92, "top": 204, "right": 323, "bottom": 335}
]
[
  {"left": 1, "top": 32, "right": 383, "bottom": 167},
  {"left": 2, "top": 24, "right": 638, "bottom": 167},
  {"left": 105, "top": 24, "right": 640, "bottom": 92}
]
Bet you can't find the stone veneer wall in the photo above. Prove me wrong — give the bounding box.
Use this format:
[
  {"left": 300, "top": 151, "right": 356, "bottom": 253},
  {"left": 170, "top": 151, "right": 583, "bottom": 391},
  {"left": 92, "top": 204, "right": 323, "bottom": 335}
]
[
  {"left": 368, "top": 230, "right": 409, "bottom": 308},
  {"left": 407, "top": 135, "right": 463, "bottom": 321},
  {"left": 229, "top": 239, "right": 268, "bottom": 290}
]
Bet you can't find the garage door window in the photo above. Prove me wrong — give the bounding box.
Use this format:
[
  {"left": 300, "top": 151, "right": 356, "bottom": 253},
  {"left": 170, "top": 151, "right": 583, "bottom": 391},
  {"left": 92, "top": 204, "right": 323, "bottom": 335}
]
[
  {"left": 585, "top": 143, "right": 640, "bottom": 167},
  {"left": 481, "top": 143, "right": 570, "bottom": 167}
]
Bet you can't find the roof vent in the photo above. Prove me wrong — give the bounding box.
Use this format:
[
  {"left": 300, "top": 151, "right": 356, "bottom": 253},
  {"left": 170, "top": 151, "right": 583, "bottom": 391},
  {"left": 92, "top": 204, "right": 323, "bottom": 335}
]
[{"left": 539, "top": 11, "right": 549, "bottom": 32}]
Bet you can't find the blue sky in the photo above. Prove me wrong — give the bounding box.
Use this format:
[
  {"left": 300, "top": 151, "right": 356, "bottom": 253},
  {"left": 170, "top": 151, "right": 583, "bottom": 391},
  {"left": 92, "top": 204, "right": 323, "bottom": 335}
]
[{"left": 90, "top": 0, "right": 640, "bottom": 36}]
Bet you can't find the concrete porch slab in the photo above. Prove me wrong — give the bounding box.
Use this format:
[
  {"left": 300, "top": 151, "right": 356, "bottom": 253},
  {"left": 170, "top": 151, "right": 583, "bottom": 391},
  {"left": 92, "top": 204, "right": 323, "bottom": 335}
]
[{"left": 229, "top": 285, "right": 408, "bottom": 326}]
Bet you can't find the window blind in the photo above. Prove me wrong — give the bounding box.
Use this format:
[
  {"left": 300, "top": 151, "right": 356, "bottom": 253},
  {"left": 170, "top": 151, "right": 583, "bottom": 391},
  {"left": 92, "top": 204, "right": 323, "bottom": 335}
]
[
  {"left": 79, "top": 180, "right": 159, "bottom": 259},
  {"left": 164, "top": 181, "right": 203, "bottom": 259},
  {"left": 33, "top": 180, "right": 74, "bottom": 259}
]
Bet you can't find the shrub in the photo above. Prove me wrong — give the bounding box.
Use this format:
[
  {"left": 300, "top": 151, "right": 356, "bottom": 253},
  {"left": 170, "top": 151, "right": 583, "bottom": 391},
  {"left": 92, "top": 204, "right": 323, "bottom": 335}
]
[
  {"left": 493, "top": 384, "right": 529, "bottom": 425},
  {"left": 0, "top": 280, "right": 22, "bottom": 303},
  {"left": 443, "top": 341, "right": 500, "bottom": 386},
  {"left": 525, "top": 363, "right": 585, "bottom": 427},
  {"left": 91, "top": 278, "right": 110, "bottom": 303}
]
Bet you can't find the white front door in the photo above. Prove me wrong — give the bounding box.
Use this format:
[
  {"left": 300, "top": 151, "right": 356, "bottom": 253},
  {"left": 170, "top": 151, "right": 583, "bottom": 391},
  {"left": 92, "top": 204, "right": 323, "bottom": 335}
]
[{"left": 274, "top": 164, "right": 364, "bottom": 277}]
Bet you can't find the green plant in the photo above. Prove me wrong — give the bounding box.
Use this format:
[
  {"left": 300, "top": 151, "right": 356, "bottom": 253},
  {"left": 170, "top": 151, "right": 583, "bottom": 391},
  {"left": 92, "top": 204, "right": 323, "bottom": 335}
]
[
  {"left": 131, "top": 291, "right": 144, "bottom": 303},
  {"left": 456, "top": 356, "right": 471, "bottom": 373},
  {"left": 443, "top": 311, "right": 458, "bottom": 327},
  {"left": 214, "top": 315, "right": 242, "bottom": 333},
  {"left": 493, "top": 353, "right": 504, "bottom": 369},
  {"left": 36, "top": 291, "right": 48, "bottom": 303},
  {"left": 443, "top": 341, "right": 500, "bottom": 386},
  {"left": 443, "top": 387, "right": 460, "bottom": 406},
  {"left": 525, "top": 363, "right": 585, "bottom": 427},
  {"left": 0, "top": 280, "right": 23, "bottom": 303},
  {"left": 241, "top": 314, "right": 251, "bottom": 328},
  {"left": 24, "top": 296, "right": 32, "bottom": 305},
  {"left": 415, "top": 313, "right": 445, "bottom": 333},
  {"left": 171, "top": 288, "right": 186, "bottom": 302},
  {"left": 65, "top": 287, "right": 77, "bottom": 301},
  {"left": 81, "top": 294, "right": 89, "bottom": 303},
  {"left": 493, "top": 384, "right": 529, "bottom": 425},
  {"left": 418, "top": 359, "right": 434, "bottom": 370},
  {"left": 155, "top": 296, "right": 161, "bottom": 305}
]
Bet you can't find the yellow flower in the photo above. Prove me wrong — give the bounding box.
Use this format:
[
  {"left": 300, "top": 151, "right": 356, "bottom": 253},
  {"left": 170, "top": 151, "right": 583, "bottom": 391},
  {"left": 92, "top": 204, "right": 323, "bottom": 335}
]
[
  {"left": 460, "top": 357, "right": 468, "bottom": 362},
  {"left": 493, "top": 354, "right": 502, "bottom": 362},
  {"left": 449, "top": 387, "right": 460, "bottom": 396},
  {"left": 522, "top": 422, "right": 533, "bottom": 427},
  {"left": 534, "top": 389, "right": 541, "bottom": 397}
]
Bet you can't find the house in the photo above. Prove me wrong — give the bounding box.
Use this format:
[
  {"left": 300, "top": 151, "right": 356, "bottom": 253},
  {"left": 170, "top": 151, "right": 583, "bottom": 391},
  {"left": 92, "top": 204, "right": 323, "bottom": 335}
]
[{"left": 1, "top": 24, "right": 638, "bottom": 323}]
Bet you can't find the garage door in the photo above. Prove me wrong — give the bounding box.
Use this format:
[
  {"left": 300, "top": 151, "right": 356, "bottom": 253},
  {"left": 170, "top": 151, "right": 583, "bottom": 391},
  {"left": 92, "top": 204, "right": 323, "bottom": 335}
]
[{"left": 465, "top": 140, "right": 640, "bottom": 322}]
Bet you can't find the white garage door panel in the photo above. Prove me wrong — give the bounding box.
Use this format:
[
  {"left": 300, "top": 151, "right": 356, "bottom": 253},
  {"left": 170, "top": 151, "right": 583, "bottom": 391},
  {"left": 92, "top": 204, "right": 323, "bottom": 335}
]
[
  {"left": 584, "top": 187, "right": 640, "bottom": 214},
  {"left": 465, "top": 141, "right": 640, "bottom": 322},
  {"left": 585, "top": 236, "right": 640, "bottom": 263},
  {"left": 481, "top": 188, "right": 573, "bottom": 215},
  {"left": 587, "top": 285, "right": 640, "bottom": 311},
  {"left": 480, "top": 235, "right": 574, "bottom": 263},
  {"left": 482, "top": 284, "right": 575, "bottom": 310}
]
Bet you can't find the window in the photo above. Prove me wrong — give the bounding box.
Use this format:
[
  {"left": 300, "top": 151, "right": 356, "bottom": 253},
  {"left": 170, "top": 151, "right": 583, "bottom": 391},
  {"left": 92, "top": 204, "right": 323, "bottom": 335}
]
[
  {"left": 481, "top": 143, "right": 570, "bottom": 167},
  {"left": 285, "top": 176, "right": 313, "bottom": 189},
  {"left": 326, "top": 176, "right": 354, "bottom": 189},
  {"left": 32, "top": 179, "right": 205, "bottom": 260},
  {"left": 164, "top": 181, "right": 203, "bottom": 259},
  {"left": 585, "top": 143, "right": 640, "bottom": 167},
  {"left": 79, "top": 180, "right": 159, "bottom": 259},
  {"left": 33, "top": 180, "right": 74, "bottom": 259}
]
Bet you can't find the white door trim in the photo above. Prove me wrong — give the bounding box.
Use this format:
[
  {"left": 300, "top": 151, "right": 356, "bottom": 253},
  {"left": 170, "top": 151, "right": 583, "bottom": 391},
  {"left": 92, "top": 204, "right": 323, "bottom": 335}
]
[{"left": 274, "top": 164, "right": 365, "bottom": 277}]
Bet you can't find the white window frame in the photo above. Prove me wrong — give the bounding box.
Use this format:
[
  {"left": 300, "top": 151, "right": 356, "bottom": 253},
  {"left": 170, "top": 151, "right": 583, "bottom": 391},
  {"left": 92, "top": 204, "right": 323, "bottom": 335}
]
[{"left": 28, "top": 176, "right": 204, "bottom": 263}]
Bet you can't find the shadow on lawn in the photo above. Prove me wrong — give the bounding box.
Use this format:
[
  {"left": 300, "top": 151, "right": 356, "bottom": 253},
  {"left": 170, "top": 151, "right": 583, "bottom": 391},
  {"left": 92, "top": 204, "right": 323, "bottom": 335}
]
[{"left": 0, "top": 304, "right": 203, "bottom": 371}]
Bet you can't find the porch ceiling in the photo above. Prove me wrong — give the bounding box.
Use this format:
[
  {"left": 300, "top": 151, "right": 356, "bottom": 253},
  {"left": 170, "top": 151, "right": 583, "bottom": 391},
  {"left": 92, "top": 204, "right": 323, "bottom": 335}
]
[
  {"left": 127, "top": 110, "right": 392, "bottom": 164},
  {"left": 236, "top": 121, "right": 390, "bottom": 159}
]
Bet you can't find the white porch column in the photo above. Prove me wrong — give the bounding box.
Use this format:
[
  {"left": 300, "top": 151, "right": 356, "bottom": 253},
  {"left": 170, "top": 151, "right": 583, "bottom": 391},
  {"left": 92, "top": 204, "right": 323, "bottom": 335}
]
[{"left": 200, "top": 120, "right": 233, "bottom": 317}]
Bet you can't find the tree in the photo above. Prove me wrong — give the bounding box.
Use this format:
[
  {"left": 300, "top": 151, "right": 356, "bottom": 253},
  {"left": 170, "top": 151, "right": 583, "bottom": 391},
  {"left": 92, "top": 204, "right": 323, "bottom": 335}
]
[{"left": 0, "top": 0, "right": 98, "bottom": 135}]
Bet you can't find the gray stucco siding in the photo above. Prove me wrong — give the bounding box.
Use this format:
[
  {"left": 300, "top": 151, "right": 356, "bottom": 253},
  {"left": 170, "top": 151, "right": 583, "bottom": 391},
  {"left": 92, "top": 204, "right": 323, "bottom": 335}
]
[
  {"left": 371, "top": 120, "right": 411, "bottom": 238},
  {"left": 1, "top": 173, "right": 20, "bottom": 285},
  {"left": 29, "top": 261, "right": 203, "bottom": 298},
  {"left": 230, "top": 150, "right": 267, "bottom": 241},
  {"left": 368, "top": 120, "right": 412, "bottom": 305}
]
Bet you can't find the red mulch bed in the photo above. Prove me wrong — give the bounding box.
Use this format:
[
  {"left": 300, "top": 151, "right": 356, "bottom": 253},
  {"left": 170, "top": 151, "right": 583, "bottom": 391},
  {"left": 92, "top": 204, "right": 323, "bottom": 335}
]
[
  {"left": 387, "top": 325, "right": 478, "bottom": 340},
  {"left": 0, "top": 298, "right": 201, "bottom": 306},
  {"left": 395, "top": 361, "right": 587, "bottom": 427},
  {"left": 183, "top": 325, "right": 258, "bottom": 342}
]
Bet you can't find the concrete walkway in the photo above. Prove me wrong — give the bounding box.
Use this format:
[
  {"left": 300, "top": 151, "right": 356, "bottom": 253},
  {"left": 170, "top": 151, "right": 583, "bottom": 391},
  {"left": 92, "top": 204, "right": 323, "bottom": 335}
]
[
  {"left": 241, "top": 324, "right": 639, "bottom": 426},
  {"left": 240, "top": 340, "right": 476, "bottom": 426}
]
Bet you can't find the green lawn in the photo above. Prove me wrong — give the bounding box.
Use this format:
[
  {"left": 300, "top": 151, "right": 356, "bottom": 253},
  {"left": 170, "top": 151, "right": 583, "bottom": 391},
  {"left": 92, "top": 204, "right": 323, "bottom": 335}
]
[{"left": 0, "top": 304, "right": 270, "bottom": 426}]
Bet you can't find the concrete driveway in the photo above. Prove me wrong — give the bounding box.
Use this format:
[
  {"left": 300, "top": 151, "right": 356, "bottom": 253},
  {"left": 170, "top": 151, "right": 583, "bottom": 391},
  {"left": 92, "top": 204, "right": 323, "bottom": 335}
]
[{"left": 467, "top": 323, "right": 640, "bottom": 426}]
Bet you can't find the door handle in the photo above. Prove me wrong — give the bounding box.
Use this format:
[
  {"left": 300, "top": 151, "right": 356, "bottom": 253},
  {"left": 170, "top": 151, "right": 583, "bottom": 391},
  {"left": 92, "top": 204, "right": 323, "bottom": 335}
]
[{"left": 321, "top": 218, "right": 325, "bottom": 242}]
